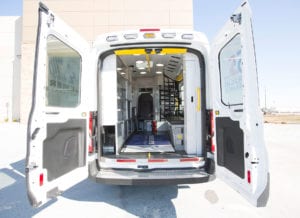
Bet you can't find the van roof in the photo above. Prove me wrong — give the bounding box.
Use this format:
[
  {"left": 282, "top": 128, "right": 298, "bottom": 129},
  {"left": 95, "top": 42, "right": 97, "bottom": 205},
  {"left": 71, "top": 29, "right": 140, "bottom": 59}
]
[{"left": 93, "top": 29, "right": 209, "bottom": 47}]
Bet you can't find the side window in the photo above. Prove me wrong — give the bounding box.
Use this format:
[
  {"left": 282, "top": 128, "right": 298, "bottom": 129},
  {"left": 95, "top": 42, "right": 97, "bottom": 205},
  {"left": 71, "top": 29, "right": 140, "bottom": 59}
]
[
  {"left": 219, "top": 34, "right": 243, "bottom": 106},
  {"left": 46, "top": 35, "right": 81, "bottom": 107}
]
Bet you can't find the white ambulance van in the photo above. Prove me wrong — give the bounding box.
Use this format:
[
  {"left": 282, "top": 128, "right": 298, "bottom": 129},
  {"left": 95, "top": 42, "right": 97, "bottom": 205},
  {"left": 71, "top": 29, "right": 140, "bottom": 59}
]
[{"left": 26, "top": 1, "right": 269, "bottom": 207}]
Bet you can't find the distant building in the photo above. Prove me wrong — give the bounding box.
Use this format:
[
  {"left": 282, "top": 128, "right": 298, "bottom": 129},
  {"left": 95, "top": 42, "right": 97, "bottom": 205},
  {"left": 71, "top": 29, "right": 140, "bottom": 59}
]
[
  {"left": 0, "top": 16, "right": 22, "bottom": 122},
  {"left": 21, "top": 0, "right": 193, "bottom": 123}
]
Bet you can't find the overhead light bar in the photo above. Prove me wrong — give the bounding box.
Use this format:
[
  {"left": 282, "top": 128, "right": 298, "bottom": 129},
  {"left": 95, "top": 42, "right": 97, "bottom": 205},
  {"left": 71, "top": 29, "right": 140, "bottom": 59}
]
[
  {"left": 162, "top": 32, "right": 176, "bottom": 38},
  {"left": 124, "top": 33, "right": 138, "bottom": 40},
  {"left": 181, "top": 34, "right": 194, "bottom": 40},
  {"left": 143, "top": 33, "right": 155, "bottom": 39},
  {"left": 106, "top": 35, "right": 118, "bottom": 42}
]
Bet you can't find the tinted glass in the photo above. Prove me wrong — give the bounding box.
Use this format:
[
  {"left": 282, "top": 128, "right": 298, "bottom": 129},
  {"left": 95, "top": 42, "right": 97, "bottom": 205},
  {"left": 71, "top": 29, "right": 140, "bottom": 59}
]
[
  {"left": 46, "top": 35, "right": 81, "bottom": 107},
  {"left": 219, "top": 34, "right": 243, "bottom": 105}
]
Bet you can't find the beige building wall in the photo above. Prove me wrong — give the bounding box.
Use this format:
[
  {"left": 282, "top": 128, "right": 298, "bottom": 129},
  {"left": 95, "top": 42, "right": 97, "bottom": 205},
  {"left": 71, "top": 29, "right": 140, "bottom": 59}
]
[
  {"left": 0, "top": 16, "right": 22, "bottom": 122},
  {"left": 21, "top": 0, "right": 193, "bottom": 122}
]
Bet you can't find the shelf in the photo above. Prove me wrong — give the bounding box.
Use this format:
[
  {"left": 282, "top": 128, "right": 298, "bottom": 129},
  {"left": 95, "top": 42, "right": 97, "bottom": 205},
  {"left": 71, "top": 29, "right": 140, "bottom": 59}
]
[{"left": 159, "top": 75, "right": 181, "bottom": 121}]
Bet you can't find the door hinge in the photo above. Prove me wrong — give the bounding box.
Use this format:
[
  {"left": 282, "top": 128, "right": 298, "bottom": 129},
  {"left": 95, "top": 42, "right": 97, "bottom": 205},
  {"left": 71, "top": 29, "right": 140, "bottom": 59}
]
[
  {"left": 47, "top": 14, "right": 55, "bottom": 27},
  {"left": 25, "top": 162, "right": 38, "bottom": 173},
  {"left": 231, "top": 13, "right": 242, "bottom": 25}
]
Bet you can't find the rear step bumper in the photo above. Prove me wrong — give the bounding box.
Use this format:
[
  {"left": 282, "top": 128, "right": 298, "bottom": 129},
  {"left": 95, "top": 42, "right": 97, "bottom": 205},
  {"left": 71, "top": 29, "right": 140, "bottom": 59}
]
[{"left": 90, "top": 168, "right": 213, "bottom": 185}]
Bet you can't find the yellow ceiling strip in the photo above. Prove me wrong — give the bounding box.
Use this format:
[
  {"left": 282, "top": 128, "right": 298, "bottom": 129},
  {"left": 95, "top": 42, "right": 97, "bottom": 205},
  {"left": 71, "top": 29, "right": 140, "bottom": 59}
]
[
  {"left": 114, "top": 49, "right": 146, "bottom": 55},
  {"left": 160, "top": 48, "right": 187, "bottom": 55},
  {"left": 114, "top": 48, "right": 187, "bottom": 56}
]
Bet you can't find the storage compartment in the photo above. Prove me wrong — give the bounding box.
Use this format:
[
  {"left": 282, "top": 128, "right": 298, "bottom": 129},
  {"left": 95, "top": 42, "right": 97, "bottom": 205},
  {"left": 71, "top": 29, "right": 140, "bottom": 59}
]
[
  {"left": 168, "top": 122, "right": 184, "bottom": 151},
  {"left": 98, "top": 48, "right": 205, "bottom": 158},
  {"left": 101, "top": 125, "right": 116, "bottom": 155}
]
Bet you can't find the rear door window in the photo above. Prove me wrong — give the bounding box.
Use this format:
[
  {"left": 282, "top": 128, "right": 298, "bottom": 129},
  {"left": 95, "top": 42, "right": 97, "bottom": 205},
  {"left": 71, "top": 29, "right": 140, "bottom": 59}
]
[
  {"left": 46, "top": 35, "right": 82, "bottom": 107},
  {"left": 219, "top": 34, "right": 243, "bottom": 106}
]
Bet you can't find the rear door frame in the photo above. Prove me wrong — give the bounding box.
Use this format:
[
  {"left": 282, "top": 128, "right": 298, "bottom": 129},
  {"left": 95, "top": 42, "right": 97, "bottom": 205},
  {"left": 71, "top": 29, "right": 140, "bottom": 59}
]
[
  {"left": 26, "top": 3, "right": 91, "bottom": 207},
  {"left": 210, "top": 1, "right": 269, "bottom": 207}
]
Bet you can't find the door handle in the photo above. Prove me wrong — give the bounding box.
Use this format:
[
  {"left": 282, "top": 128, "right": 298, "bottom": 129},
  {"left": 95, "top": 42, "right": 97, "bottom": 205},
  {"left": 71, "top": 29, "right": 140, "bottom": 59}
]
[
  {"left": 45, "top": 112, "right": 60, "bottom": 115},
  {"left": 233, "top": 109, "right": 243, "bottom": 112},
  {"left": 31, "top": 128, "right": 40, "bottom": 140}
]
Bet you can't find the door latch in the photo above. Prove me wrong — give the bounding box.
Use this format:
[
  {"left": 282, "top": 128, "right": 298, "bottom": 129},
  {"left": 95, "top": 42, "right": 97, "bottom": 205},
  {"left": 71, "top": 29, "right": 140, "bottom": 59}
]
[
  {"left": 47, "top": 14, "right": 55, "bottom": 27},
  {"left": 231, "top": 13, "right": 242, "bottom": 25},
  {"left": 31, "top": 127, "right": 40, "bottom": 140},
  {"left": 25, "top": 162, "right": 38, "bottom": 173}
]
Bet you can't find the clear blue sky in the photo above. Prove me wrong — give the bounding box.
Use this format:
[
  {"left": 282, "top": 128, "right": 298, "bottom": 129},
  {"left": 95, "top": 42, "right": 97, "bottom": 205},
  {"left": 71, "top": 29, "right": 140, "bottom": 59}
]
[
  {"left": 194, "top": 0, "right": 300, "bottom": 111},
  {"left": 0, "top": 0, "right": 22, "bottom": 15},
  {"left": 0, "top": 0, "right": 299, "bottom": 111}
]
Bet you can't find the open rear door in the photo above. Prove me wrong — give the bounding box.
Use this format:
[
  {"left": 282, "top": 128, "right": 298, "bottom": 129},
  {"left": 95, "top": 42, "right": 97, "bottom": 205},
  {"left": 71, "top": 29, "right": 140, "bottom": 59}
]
[
  {"left": 26, "top": 3, "right": 90, "bottom": 207},
  {"left": 210, "top": 1, "right": 269, "bottom": 207}
]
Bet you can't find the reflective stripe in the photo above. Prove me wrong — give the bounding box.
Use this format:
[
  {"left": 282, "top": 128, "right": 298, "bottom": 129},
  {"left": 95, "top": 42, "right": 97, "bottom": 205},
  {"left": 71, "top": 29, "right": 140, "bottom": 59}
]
[
  {"left": 148, "top": 159, "right": 168, "bottom": 163},
  {"left": 180, "top": 157, "right": 199, "bottom": 162},
  {"left": 116, "top": 159, "right": 136, "bottom": 163}
]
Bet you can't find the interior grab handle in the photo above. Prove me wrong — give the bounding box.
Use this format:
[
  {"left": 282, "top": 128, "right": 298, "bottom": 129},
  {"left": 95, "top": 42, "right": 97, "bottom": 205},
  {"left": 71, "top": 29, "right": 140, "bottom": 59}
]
[{"left": 31, "top": 128, "right": 40, "bottom": 140}]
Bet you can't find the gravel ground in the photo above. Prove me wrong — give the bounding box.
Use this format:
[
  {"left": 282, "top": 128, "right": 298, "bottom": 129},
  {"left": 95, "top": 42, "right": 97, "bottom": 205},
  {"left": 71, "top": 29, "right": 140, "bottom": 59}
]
[{"left": 0, "top": 123, "right": 299, "bottom": 218}]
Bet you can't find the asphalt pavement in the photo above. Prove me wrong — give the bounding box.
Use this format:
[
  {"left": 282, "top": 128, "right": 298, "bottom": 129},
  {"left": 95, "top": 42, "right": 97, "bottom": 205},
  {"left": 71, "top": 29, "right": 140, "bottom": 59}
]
[{"left": 0, "top": 123, "right": 299, "bottom": 218}]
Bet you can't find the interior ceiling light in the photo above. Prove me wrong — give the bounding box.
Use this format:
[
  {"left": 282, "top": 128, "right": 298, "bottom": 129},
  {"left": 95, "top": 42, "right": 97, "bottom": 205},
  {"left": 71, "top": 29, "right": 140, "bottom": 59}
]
[
  {"left": 156, "top": 63, "right": 164, "bottom": 67},
  {"left": 136, "top": 60, "right": 153, "bottom": 69},
  {"left": 156, "top": 71, "right": 162, "bottom": 74},
  {"left": 117, "top": 67, "right": 122, "bottom": 71},
  {"left": 120, "top": 72, "right": 126, "bottom": 75},
  {"left": 140, "top": 71, "right": 146, "bottom": 75}
]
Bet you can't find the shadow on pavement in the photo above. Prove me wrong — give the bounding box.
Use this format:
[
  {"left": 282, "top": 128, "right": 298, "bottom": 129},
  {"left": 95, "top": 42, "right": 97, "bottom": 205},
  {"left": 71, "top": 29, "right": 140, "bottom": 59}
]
[
  {"left": 0, "top": 159, "right": 55, "bottom": 218},
  {"left": 1, "top": 159, "right": 179, "bottom": 218},
  {"left": 63, "top": 179, "right": 178, "bottom": 217}
]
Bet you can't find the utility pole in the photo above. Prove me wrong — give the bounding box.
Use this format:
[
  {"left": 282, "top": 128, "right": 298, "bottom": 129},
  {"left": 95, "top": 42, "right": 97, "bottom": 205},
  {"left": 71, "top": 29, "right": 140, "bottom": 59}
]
[{"left": 264, "top": 87, "right": 267, "bottom": 110}]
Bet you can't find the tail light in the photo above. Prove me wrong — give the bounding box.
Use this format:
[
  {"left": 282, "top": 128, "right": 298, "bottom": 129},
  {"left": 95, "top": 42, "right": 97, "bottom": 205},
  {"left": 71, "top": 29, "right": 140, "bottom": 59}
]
[
  {"left": 247, "top": 170, "right": 251, "bottom": 184},
  {"left": 39, "top": 173, "right": 44, "bottom": 186},
  {"left": 88, "top": 112, "right": 94, "bottom": 153},
  {"left": 209, "top": 110, "right": 215, "bottom": 153},
  {"left": 152, "top": 120, "right": 157, "bottom": 134}
]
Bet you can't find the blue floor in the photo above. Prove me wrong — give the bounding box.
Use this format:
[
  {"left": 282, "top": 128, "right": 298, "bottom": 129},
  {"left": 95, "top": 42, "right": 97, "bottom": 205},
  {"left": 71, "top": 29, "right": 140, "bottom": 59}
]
[{"left": 125, "top": 133, "right": 171, "bottom": 146}]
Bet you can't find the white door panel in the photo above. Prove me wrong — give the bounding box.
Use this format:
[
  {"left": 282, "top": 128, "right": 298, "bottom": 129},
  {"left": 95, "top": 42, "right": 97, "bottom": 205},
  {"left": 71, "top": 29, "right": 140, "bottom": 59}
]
[
  {"left": 184, "top": 53, "right": 202, "bottom": 155},
  {"left": 210, "top": 1, "right": 269, "bottom": 207},
  {"left": 26, "top": 3, "right": 90, "bottom": 207}
]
